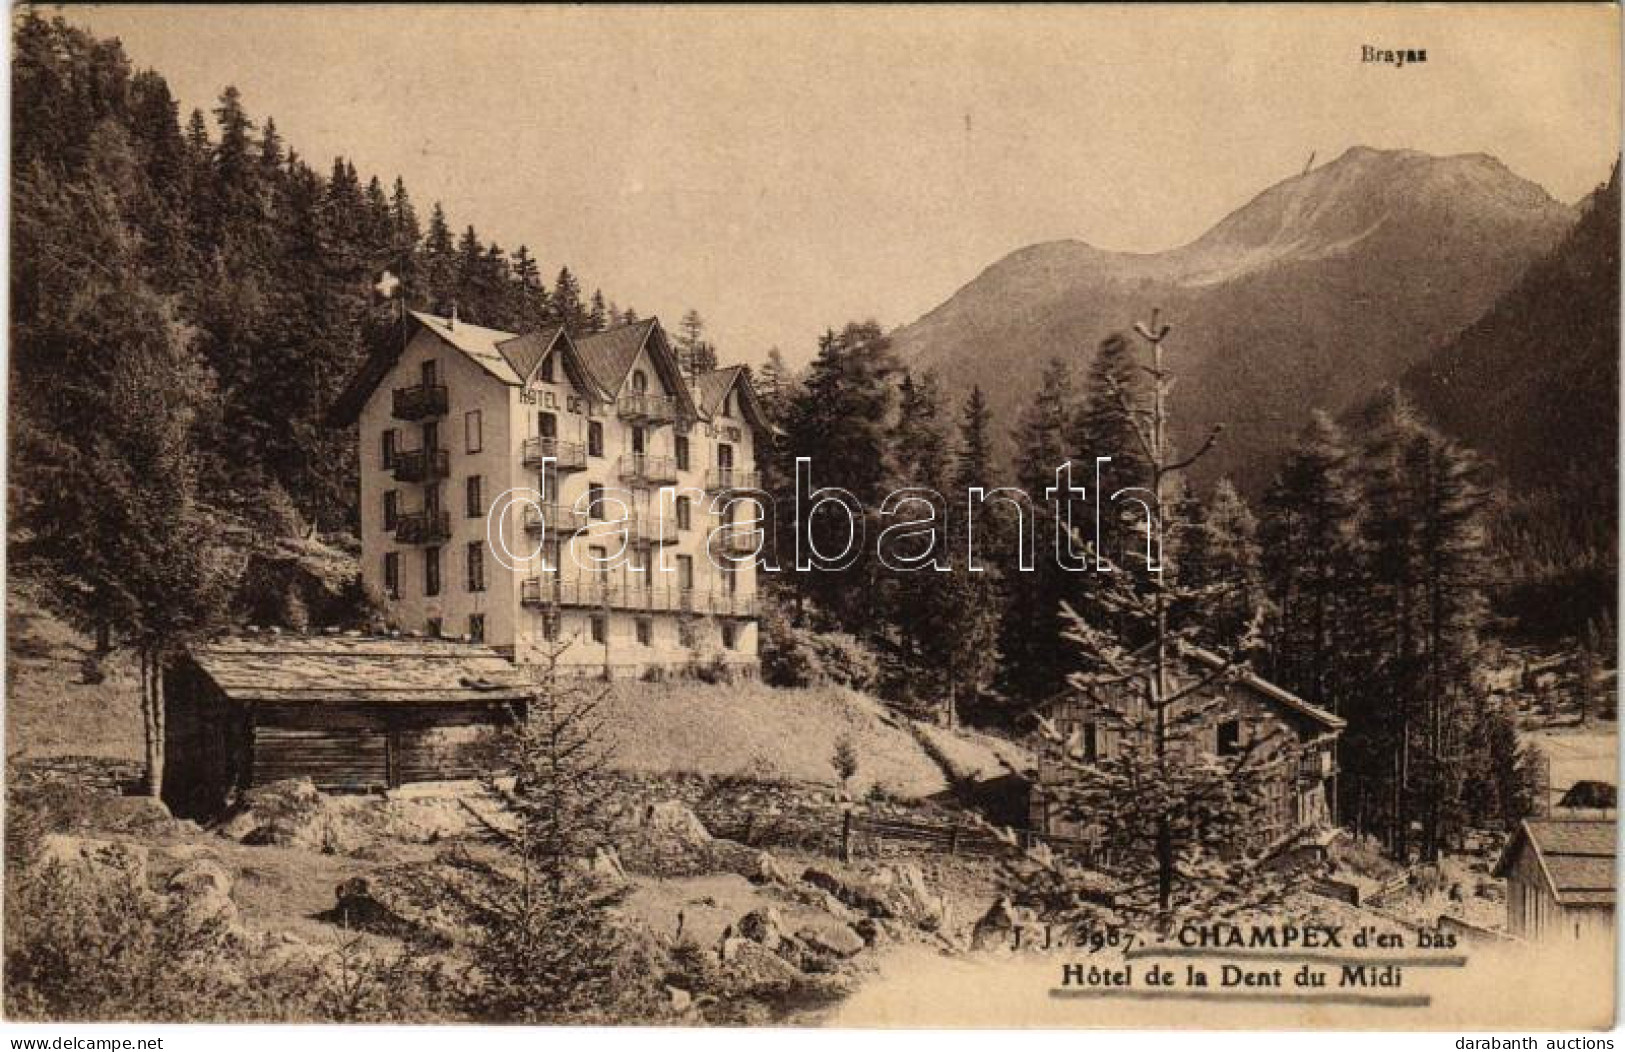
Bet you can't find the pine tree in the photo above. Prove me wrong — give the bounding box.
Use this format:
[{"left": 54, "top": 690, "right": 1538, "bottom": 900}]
[
  {"left": 460, "top": 649, "right": 642, "bottom": 1021},
  {"left": 587, "top": 289, "right": 608, "bottom": 333},
  {"left": 1179, "top": 479, "right": 1266, "bottom": 648},
  {"left": 1039, "top": 313, "right": 1274, "bottom": 916},
  {"left": 1000, "top": 358, "right": 1077, "bottom": 703},
  {"left": 1259, "top": 410, "right": 1363, "bottom": 719},
  {"left": 551, "top": 266, "right": 585, "bottom": 333}
]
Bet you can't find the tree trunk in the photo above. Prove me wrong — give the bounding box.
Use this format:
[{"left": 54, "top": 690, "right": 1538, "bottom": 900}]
[{"left": 139, "top": 649, "right": 164, "bottom": 799}]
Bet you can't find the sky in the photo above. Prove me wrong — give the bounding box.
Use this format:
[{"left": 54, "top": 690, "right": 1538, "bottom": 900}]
[{"left": 59, "top": 4, "right": 1622, "bottom": 367}]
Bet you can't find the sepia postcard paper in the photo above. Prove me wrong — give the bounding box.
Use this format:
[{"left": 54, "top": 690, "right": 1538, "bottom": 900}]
[{"left": 3, "top": 2, "right": 1620, "bottom": 1033}]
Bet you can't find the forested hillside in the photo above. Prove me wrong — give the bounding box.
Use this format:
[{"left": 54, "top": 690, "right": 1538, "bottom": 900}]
[
  {"left": 10, "top": 12, "right": 642, "bottom": 538},
  {"left": 1401, "top": 164, "right": 1620, "bottom": 638}
]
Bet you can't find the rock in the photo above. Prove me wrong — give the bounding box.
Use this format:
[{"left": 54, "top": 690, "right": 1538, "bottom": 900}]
[
  {"left": 970, "top": 895, "right": 1023, "bottom": 951},
  {"left": 803, "top": 866, "right": 893, "bottom": 919},
  {"left": 873, "top": 862, "right": 948, "bottom": 931},
  {"left": 37, "top": 835, "right": 149, "bottom": 888},
  {"left": 588, "top": 845, "right": 629, "bottom": 885},
  {"left": 332, "top": 861, "right": 484, "bottom": 945},
  {"left": 734, "top": 907, "right": 786, "bottom": 947},
  {"left": 853, "top": 916, "right": 889, "bottom": 946},
  {"left": 166, "top": 859, "right": 239, "bottom": 927},
  {"left": 802, "top": 862, "right": 947, "bottom": 931},
  {"left": 796, "top": 923, "right": 866, "bottom": 958},
  {"left": 221, "top": 778, "right": 362, "bottom": 854},
  {"left": 666, "top": 985, "right": 693, "bottom": 1013},
  {"left": 749, "top": 850, "right": 798, "bottom": 886},
  {"left": 713, "top": 937, "right": 807, "bottom": 997}
]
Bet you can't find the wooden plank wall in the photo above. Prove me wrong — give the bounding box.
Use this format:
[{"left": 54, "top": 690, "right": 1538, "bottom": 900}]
[{"left": 249, "top": 702, "right": 513, "bottom": 791}]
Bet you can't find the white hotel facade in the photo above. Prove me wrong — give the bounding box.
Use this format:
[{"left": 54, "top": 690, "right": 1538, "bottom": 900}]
[{"left": 332, "top": 311, "right": 771, "bottom": 676}]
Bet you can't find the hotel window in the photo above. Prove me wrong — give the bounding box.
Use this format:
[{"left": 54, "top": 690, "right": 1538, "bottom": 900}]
[
  {"left": 675, "top": 435, "right": 690, "bottom": 470},
  {"left": 540, "top": 353, "right": 555, "bottom": 384},
  {"left": 381, "top": 428, "right": 397, "bottom": 468},
  {"left": 383, "top": 552, "right": 399, "bottom": 599},
  {"left": 636, "top": 618, "right": 653, "bottom": 646},
  {"left": 425, "top": 546, "right": 441, "bottom": 597},
  {"left": 466, "top": 475, "right": 482, "bottom": 518},
  {"left": 721, "top": 621, "right": 738, "bottom": 650},
  {"left": 676, "top": 496, "right": 692, "bottom": 531},
  {"left": 1217, "top": 719, "right": 1242, "bottom": 757},
  {"left": 590, "top": 615, "right": 607, "bottom": 645},
  {"left": 466, "top": 542, "right": 485, "bottom": 593},
  {"left": 468, "top": 614, "right": 485, "bottom": 643},
  {"left": 383, "top": 490, "right": 399, "bottom": 532},
  {"left": 422, "top": 359, "right": 438, "bottom": 387},
  {"left": 541, "top": 612, "right": 559, "bottom": 641},
  {"left": 588, "top": 483, "right": 604, "bottom": 519},
  {"left": 588, "top": 421, "right": 604, "bottom": 457},
  {"left": 465, "top": 410, "right": 482, "bottom": 453},
  {"left": 427, "top": 616, "right": 443, "bottom": 638}
]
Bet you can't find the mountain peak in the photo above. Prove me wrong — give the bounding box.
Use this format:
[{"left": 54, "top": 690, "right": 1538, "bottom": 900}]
[{"left": 1176, "top": 147, "right": 1570, "bottom": 280}]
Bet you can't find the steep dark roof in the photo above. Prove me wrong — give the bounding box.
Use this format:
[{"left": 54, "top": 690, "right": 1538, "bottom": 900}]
[
  {"left": 1494, "top": 819, "right": 1616, "bottom": 907},
  {"left": 694, "top": 365, "right": 777, "bottom": 435},
  {"left": 495, "top": 327, "right": 609, "bottom": 401},
  {"left": 574, "top": 317, "right": 700, "bottom": 419},
  {"left": 575, "top": 318, "right": 658, "bottom": 392},
  {"left": 184, "top": 635, "right": 533, "bottom": 706},
  {"left": 495, "top": 325, "right": 567, "bottom": 383}
]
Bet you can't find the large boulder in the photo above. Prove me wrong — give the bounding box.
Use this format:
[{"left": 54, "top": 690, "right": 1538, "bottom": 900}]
[
  {"left": 970, "top": 895, "right": 1027, "bottom": 952},
  {"left": 801, "top": 862, "right": 947, "bottom": 931},
  {"left": 166, "top": 858, "right": 240, "bottom": 929},
  {"left": 36, "top": 835, "right": 149, "bottom": 889},
  {"left": 220, "top": 779, "right": 364, "bottom": 854}
]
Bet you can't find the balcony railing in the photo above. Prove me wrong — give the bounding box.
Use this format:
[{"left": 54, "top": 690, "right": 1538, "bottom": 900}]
[
  {"left": 521, "top": 436, "right": 588, "bottom": 472},
  {"left": 395, "top": 510, "right": 451, "bottom": 545},
  {"left": 709, "top": 527, "right": 761, "bottom": 558},
  {"left": 618, "top": 454, "right": 679, "bottom": 486},
  {"left": 705, "top": 467, "right": 760, "bottom": 492},
  {"left": 521, "top": 576, "right": 700, "bottom": 613},
  {"left": 709, "top": 592, "right": 758, "bottom": 618},
  {"left": 522, "top": 503, "right": 590, "bottom": 536},
  {"left": 392, "top": 447, "right": 450, "bottom": 484},
  {"left": 617, "top": 393, "right": 678, "bottom": 423},
  {"left": 627, "top": 515, "right": 679, "bottom": 547},
  {"left": 392, "top": 383, "right": 448, "bottom": 421}
]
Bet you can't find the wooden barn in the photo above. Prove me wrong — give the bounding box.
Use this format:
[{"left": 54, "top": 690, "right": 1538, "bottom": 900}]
[
  {"left": 163, "top": 633, "right": 532, "bottom": 818},
  {"left": 1029, "top": 645, "right": 1345, "bottom": 850},
  {"left": 1492, "top": 818, "right": 1615, "bottom": 942}
]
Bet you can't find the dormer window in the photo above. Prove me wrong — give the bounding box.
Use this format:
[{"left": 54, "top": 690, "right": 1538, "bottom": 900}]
[
  {"left": 540, "top": 353, "right": 555, "bottom": 384},
  {"left": 631, "top": 370, "right": 649, "bottom": 394}
]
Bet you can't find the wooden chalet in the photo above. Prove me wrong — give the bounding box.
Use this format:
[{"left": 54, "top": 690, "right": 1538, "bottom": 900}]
[
  {"left": 1492, "top": 818, "right": 1615, "bottom": 942},
  {"left": 163, "top": 633, "right": 532, "bottom": 818},
  {"left": 1029, "top": 646, "right": 1346, "bottom": 849}
]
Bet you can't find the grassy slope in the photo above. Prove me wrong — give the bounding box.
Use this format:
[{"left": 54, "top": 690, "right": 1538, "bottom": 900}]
[
  {"left": 6, "top": 590, "right": 143, "bottom": 762},
  {"left": 603, "top": 680, "right": 1026, "bottom": 799}
]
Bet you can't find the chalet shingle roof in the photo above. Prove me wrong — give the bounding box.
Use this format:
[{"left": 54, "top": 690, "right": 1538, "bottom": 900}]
[
  {"left": 1493, "top": 819, "right": 1616, "bottom": 907},
  {"left": 495, "top": 325, "right": 567, "bottom": 384},
  {"left": 694, "top": 366, "right": 744, "bottom": 417},
  {"left": 409, "top": 311, "right": 523, "bottom": 384},
  {"left": 185, "top": 635, "right": 533, "bottom": 706},
  {"left": 1101, "top": 643, "right": 1347, "bottom": 731},
  {"left": 575, "top": 319, "right": 660, "bottom": 393}
]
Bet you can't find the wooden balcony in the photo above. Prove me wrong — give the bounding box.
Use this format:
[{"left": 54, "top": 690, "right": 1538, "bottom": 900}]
[
  {"left": 392, "top": 447, "right": 450, "bottom": 484},
  {"left": 521, "top": 436, "right": 588, "bottom": 472},
  {"left": 394, "top": 510, "right": 450, "bottom": 545},
  {"left": 705, "top": 467, "right": 760, "bottom": 492},
  {"left": 708, "top": 592, "right": 758, "bottom": 618},
  {"left": 709, "top": 527, "right": 760, "bottom": 558},
  {"left": 618, "top": 393, "right": 678, "bottom": 424},
  {"left": 628, "top": 515, "right": 679, "bottom": 547},
  {"left": 618, "top": 454, "right": 679, "bottom": 486},
  {"left": 392, "top": 383, "right": 448, "bottom": 421},
  {"left": 521, "top": 503, "right": 590, "bottom": 537}
]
